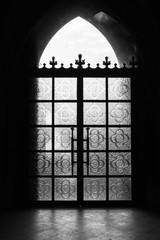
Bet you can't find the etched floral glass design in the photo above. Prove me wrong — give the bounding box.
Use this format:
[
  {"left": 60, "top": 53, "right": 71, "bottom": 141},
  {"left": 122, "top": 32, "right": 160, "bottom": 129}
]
[
  {"left": 84, "top": 178, "right": 106, "bottom": 200},
  {"left": 54, "top": 178, "right": 77, "bottom": 200},
  {"left": 54, "top": 153, "right": 72, "bottom": 175},
  {"left": 109, "top": 127, "right": 131, "bottom": 150},
  {"left": 30, "top": 103, "right": 52, "bottom": 125},
  {"left": 109, "top": 103, "right": 131, "bottom": 125},
  {"left": 83, "top": 78, "right": 106, "bottom": 100},
  {"left": 30, "top": 78, "right": 52, "bottom": 100},
  {"left": 84, "top": 103, "right": 106, "bottom": 125},
  {"left": 83, "top": 128, "right": 106, "bottom": 150},
  {"left": 109, "top": 152, "right": 131, "bottom": 175},
  {"left": 55, "top": 78, "right": 77, "bottom": 100},
  {"left": 30, "top": 177, "right": 52, "bottom": 201},
  {"left": 109, "top": 177, "right": 131, "bottom": 200},
  {"left": 55, "top": 103, "right": 77, "bottom": 125},
  {"left": 89, "top": 153, "right": 106, "bottom": 175},
  {"left": 54, "top": 128, "right": 77, "bottom": 150},
  {"left": 30, "top": 127, "right": 52, "bottom": 150},
  {"left": 29, "top": 153, "right": 52, "bottom": 175},
  {"left": 108, "top": 78, "right": 131, "bottom": 100}
]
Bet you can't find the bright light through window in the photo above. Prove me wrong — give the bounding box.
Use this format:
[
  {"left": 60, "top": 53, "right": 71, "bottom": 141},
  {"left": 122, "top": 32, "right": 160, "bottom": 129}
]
[{"left": 39, "top": 17, "right": 119, "bottom": 68}]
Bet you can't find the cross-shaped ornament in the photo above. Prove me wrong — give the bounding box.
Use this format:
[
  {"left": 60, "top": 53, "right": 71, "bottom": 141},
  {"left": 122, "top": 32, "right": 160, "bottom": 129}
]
[
  {"left": 75, "top": 54, "right": 85, "bottom": 68},
  {"left": 49, "top": 56, "right": 57, "bottom": 68},
  {"left": 129, "top": 56, "right": 137, "bottom": 68},
  {"left": 103, "top": 56, "right": 111, "bottom": 68}
]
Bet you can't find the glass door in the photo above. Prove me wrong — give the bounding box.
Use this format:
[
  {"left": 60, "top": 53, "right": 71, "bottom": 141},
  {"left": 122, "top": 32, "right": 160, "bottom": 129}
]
[{"left": 29, "top": 75, "right": 132, "bottom": 205}]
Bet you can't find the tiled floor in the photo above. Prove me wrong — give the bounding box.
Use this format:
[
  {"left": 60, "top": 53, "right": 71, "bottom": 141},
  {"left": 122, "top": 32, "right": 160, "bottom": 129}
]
[{"left": 0, "top": 208, "right": 160, "bottom": 240}]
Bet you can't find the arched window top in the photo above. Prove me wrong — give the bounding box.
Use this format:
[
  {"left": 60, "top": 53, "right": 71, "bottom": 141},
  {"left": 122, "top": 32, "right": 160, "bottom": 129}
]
[{"left": 39, "top": 16, "right": 119, "bottom": 68}]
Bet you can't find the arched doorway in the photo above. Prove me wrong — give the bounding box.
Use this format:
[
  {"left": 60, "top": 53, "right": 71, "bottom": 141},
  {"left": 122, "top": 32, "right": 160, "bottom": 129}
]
[{"left": 29, "top": 15, "right": 137, "bottom": 206}]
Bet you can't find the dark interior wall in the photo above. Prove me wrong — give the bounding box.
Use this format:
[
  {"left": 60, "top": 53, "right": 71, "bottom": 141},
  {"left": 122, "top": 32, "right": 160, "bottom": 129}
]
[{"left": 0, "top": 0, "right": 160, "bottom": 209}]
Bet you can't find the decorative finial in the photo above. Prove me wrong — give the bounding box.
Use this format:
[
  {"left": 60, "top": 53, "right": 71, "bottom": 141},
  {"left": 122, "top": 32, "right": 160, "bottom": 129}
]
[
  {"left": 49, "top": 56, "right": 57, "bottom": 68},
  {"left": 75, "top": 54, "right": 85, "bottom": 68},
  {"left": 129, "top": 56, "right": 137, "bottom": 68},
  {"left": 103, "top": 56, "right": 111, "bottom": 68}
]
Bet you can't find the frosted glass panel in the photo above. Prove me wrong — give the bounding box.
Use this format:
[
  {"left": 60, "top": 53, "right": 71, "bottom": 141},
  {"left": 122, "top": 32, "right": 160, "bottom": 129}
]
[
  {"left": 83, "top": 78, "right": 106, "bottom": 100},
  {"left": 54, "top": 153, "right": 72, "bottom": 175},
  {"left": 89, "top": 153, "right": 106, "bottom": 175},
  {"left": 30, "top": 128, "right": 52, "bottom": 150},
  {"left": 55, "top": 78, "right": 77, "bottom": 100},
  {"left": 30, "top": 103, "right": 52, "bottom": 125},
  {"left": 109, "top": 178, "right": 131, "bottom": 200},
  {"left": 30, "top": 78, "right": 52, "bottom": 100},
  {"left": 29, "top": 152, "right": 52, "bottom": 175},
  {"left": 108, "top": 78, "right": 131, "bottom": 100},
  {"left": 109, "top": 103, "right": 131, "bottom": 125},
  {"left": 55, "top": 103, "right": 77, "bottom": 125},
  {"left": 109, "top": 152, "right": 131, "bottom": 175},
  {"left": 54, "top": 128, "right": 77, "bottom": 150},
  {"left": 84, "top": 178, "right": 106, "bottom": 200},
  {"left": 83, "top": 128, "right": 106, "bottom": 150},
  {"left": 30, "top": 177, "right": 52, "bottom": 201},
  {"left": 84, "top": 103, "right": 106, "bottom": 125},
  {"left": 54, "top": 178, "right": 77, "bottom": 200},
  {"left": 109, "top": 128, "right": 131, "bottom": 150}
]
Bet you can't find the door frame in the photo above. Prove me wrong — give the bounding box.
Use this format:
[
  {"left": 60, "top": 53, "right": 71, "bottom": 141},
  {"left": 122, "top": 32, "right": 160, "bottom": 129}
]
[{"left": 29, "top": 54, "right": 138, "bottom": 207}]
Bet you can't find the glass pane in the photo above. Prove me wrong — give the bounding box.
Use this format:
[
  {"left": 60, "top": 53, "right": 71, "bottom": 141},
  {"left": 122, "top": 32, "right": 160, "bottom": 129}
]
[
  {"left": 54, "top": 128, "right": 77, "bottom": 150},
  {"left": 30, "top": 177, "right": 52, "bottom": 201},
  {"left": 83, "top": 78, "right": 106, "bottom": 100},
  {"left": 54, "top": 153, "right": 72, "bottom": 175},
  {"left": 109, "top": 152, "right": 131, "bottom": 175},
  {"left": 109, "top": 178, "right": 131, "bottom": 200},
  {"left": 89, "top": 153, "right": 106, "bottom": 175},
  {"left": 109, "top": 103, "right": 131, "bottom": 125},
  {"left": 30, "top": 78, "right": 52, "bottom": 100},
  {"left": 29, "top": 152, "right": 52, "bottom": 175},
  {"left": 109, "top": 127, "right": 131, "bottom": 150},
  {"left": 30, "top": 103, "right": 52, "bottom": 125},
  {"left": 84, "top": 178, "right": 106, "bottom": 200},
  {"left": 55, "top": 78, "right": 77, "bottom": 100},
  {"left": 84, "top": 128, "right": 106, "bottom": 150},
  {"left": 84, "top": 103, "right": 106, "bottom": 125},
  {"left": 30, "top": 127, "right": 52, "bottom": 150},
  {"left": 54, "top": 178, "right": 77, "bottom": 201},
  {"left": 55, "top": 103, "right": 77, "bottom": 125},
  {"left": 108, "top": 78, "right": 131, "bottom": 100}
]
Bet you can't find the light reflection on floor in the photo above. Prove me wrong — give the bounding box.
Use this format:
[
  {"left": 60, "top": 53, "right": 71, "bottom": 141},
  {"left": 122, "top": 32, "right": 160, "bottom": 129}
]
[{"left": 1, "top": 208, "right": 160, "bottom": 240}]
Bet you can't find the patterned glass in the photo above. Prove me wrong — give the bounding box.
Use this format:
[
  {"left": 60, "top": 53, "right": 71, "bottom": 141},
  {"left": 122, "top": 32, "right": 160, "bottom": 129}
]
[
  {"left": 83, "top": 128, "right": 106, "bottom": 150},
  {"left": 109, "top": 178, "right": 131, "bottom": 200},
  {"left": 108, "top": 78, "right": 131, "bottom": 100},
  {"left": 54, "top": 153, "right": 72, "bottom": 175},
  {"left": 30, "top": 103, "right": 52, "bottom": 125},
  {"left": 84, "top": 103, "right": 106, "bottom": 125},
  {"left": 30, "top": 78, "right": 52, "bottom": 100},
  {"left": 54, "top": 178, "right": 77, "bottom": 201},
  {"left": 55, "top": 103, "right": 77, "bottom": 125},
  {"left": 89, "top": 153, "right": 106, "bottom": 175},
  {"left": 109, "top": 103, "right": 131, "bottom": 125},
  {"left": 109, "top": 152, "right": 131, "bottom": 175},
  {"left": 29, "top": 152, "right": 52, "bottom": 175},
  {"left": 84, "top": 178, "right": 106, "bottom": 200},
  {"left": 54, "top": 128, "right": 77, "bottom": 150},
  {"left": 83, "top": 78, "right": 106, "bottom": 100},
  {"left": 109, "top": 127, "right": 131, "bottom": 150},
  {"left": 30, "top": 177, "right": 52, "bottom": 201},
  {"left": 30, "top": 127, "right": 52, "bottom": 150},
  {"left": 55, "top": 78, "right": 77, "bottom": 100}
]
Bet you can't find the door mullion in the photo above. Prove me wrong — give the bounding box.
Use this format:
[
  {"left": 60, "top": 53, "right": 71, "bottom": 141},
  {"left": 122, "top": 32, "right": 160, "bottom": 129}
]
[{"left": 77, "top": 76, "right": 84, "bottom": 204}]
